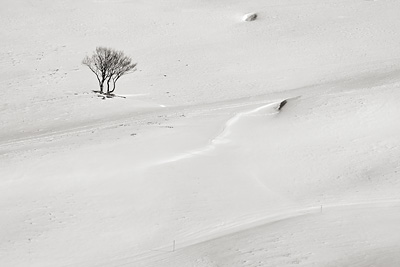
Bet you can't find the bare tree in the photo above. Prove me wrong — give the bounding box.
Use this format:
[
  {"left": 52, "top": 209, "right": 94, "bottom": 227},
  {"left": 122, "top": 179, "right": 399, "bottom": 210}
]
[
  {"left": 82, "top": 47, "right": 113, "bottom": 94},
  {"left": 106, "top": 50, "right": 137, "bottom": 95},
  {"left": 82, "top": 47, "right": 137, "bottom": 95}
]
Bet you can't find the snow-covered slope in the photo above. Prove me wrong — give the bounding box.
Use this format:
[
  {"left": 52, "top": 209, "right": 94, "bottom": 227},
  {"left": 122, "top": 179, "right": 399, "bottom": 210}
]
[{"left": 1, "top": 0, "right": 400, "bottom": 266}]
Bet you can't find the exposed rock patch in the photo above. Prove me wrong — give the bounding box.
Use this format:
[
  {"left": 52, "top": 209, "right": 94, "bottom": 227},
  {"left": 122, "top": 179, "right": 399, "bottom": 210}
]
[
  {"left": 243, "top": 13, "right": 257, "bottom": 22},
  {"left": 276, "top": 99, "right": 287, "bottom": 111}
]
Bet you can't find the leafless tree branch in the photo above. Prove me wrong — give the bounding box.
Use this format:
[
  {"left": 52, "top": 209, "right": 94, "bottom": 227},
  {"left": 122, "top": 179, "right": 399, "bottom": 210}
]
[{"left": 82, "top": 47, "right": 137, "bottom": 95}]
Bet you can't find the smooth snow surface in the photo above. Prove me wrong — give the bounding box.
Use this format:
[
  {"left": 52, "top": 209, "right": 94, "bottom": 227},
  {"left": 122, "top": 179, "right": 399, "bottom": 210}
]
[{"left": 1, "top": 0, "right": 400, "bottom": 266}]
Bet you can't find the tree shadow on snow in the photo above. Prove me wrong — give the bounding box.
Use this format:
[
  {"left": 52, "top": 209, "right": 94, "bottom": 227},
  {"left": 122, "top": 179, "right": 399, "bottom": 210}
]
[{"left": 92, "top": 90, "right": 126, "bottom": 100}]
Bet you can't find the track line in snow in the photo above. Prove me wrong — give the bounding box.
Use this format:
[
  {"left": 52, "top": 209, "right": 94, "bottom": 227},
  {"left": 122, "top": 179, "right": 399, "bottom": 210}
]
[
  {"left": 92, "top": 199, "right": 400, "bottom": 267},
  {"left": 176, "top": 199, "right": 400, "bottom": 250},
  {"left": 155, "top": 101, "right": 284, "bottom": 165},
  {"left": 0, "top": 98, "right": 287, "bottom": 151}
]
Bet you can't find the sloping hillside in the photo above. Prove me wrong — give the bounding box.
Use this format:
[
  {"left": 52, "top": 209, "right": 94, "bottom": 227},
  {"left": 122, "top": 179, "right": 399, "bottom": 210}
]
[{"left": 1, "top": 0, "right": 400, "bottom": 266}]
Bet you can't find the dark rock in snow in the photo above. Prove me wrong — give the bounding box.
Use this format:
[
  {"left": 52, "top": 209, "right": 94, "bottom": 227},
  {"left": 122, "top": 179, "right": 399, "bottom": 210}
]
[{"left": 243, "top": 13, "right": 257, "bottom": 22}]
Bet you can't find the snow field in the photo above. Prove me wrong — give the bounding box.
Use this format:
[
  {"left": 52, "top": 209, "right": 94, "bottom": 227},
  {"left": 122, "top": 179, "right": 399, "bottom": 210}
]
[{"left": 1, "top": 0, "right": 400, "bottom": 266}]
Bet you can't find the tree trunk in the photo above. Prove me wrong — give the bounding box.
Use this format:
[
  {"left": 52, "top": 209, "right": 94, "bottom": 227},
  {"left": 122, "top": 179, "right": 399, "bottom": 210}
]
[
  {"left": 99, "top": 83, "right": 104, "bottom": 94},
  {"left": 110, "top": 76, "right": 120, "bottom": 94},
  {"left": 110, "top": 80, "right": 116, "bottom": 94},
  {"left": 106, "top": 79, "right": 111, "bottom": 94}
]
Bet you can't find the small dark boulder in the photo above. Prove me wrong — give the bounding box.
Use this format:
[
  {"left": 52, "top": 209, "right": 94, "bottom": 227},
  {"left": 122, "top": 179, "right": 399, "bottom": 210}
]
[
  {"left": 277, "top": 100, "right": 287, "bottom": 111},
  {"left": 243, "top": 13, "right": 258, "bottom": 22}
]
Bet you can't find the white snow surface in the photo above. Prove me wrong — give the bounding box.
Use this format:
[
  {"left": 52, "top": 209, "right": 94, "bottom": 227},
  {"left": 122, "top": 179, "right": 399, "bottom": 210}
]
[{"left": 1, "top": 0, "right": 400, "bottom": 266}]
